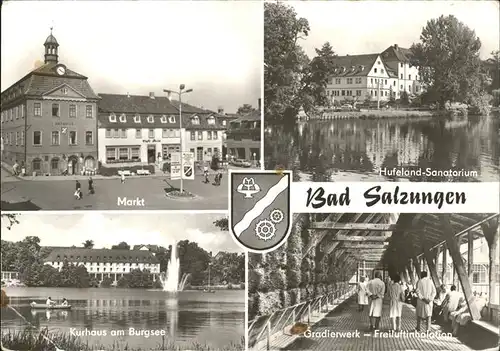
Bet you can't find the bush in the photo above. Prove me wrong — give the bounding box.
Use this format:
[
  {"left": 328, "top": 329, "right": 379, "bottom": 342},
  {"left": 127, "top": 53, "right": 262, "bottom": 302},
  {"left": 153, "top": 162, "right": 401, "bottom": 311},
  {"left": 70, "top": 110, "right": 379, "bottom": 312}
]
[
  {"left": 163, "top": 162, "right": 171, "bottom": 173},
  {"left": 211, "top": 156, "right": 220, "bottom": 171},
  {"left": 100, "top": 277, "right": 113, "bottom": 288},
  {"left": 255, "top": 291, "right": 281, "bottom": 316},
  {"left": 99, "top": 164, "right": 155, "bottom": 176}
]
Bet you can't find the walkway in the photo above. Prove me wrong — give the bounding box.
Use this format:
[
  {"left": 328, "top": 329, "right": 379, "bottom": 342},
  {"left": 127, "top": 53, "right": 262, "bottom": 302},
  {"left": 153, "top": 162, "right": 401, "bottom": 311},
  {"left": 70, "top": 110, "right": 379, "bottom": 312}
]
[{"left": 281, "top": 297, "right": 497, "bottom": 351}]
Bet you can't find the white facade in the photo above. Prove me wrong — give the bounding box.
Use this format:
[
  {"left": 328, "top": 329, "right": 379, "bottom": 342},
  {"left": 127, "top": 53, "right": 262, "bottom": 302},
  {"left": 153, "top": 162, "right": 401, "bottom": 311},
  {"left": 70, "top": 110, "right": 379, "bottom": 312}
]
[
  {"left": 46, "top": 260, "right": 160, "bottom": 274},
  {"left": 183, "top": 129, "right": 223, "bottom": 162},
  {"left": 395, "top": 62, "right": 421, "bottom": 96}
]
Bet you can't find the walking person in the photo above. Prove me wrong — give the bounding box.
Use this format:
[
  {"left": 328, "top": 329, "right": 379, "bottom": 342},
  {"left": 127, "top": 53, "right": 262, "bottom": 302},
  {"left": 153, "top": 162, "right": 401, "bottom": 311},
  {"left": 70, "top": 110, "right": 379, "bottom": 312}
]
[
  {"left": 366, "top": 271, "right": 385, "bottom": 332},
  {"left": 388, "top": 274, "right": 404, "bottom": 331},
  {"left": 415, "top": 271, "right": 436, "bottom": 332},
  {"left": 203, "top": 165, "right": 209, "bottom": 184},
  {"left": 88, "top": 177, "right": 94, "bottom": 195},
  {"left": 120, "top": 172, "right": 125, "bottom": 184},
  {"left": 357, "top": 276, "right": 369, "bottom": 311},
  {"left": 74, "top": 180, "right": 82, "bottom": 200}
]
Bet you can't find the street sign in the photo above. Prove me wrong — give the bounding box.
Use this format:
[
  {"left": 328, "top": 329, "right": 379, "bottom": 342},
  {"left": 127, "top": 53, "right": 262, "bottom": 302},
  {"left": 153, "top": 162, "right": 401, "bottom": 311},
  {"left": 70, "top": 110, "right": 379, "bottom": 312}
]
[
  {"left": 170, "top": 152, "right": 181, "bottom": 180},
  {"left": 182, "top": 152, "right": 195, "bottom": 180}
]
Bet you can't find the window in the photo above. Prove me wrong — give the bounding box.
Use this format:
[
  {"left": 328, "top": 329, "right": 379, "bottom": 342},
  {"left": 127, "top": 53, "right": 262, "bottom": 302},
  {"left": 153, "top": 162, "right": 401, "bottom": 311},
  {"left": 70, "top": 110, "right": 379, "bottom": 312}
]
[
  {"left": 191, "top": 116, "right": 200, "bottom": 125},
  {"left": 197, "top": 131, "right": 203, "bottom": 140},
  {"left": 341, "top": 90, "right": 345, "bottom": 96},
  {"left": 34, "top": 102, "right": 42, "bottom": 116},
  {"left": 20, "top": 105, "right": 25, "bottom": 118},
  {"left": 105, "top": 129, "right": 112, "bottom": 138},
  {"left": 371, "top": 78, "right": 373, "bottom": 84},
  {"left": 207, "top": 131, "right": 212, "bottom": 140},
  {"left": 136, "top": 129, "right": 141, "bottom": 139},
  {"left": 346, "top": 78, "right": 353, "bottom": 84},
  {"left": 335, "top": 78, "right": 341, "bottom": 84},
  {"left": 160, "top": 115, "right": 167, "bottom": 123},
  {"left": 86, "top": 105, "right": 93, "bottom": 118},
  {"left": 113, "top": 129, "right": 120, "bottom": 138},
  {"left": 33, "top": 131, "right": 42, "bottom": 145},
  {"left": 416, "top": 86, "right": 419, "bottom": 93},
  {"left": 131, "top": 147, "right": 140, "bottom": 160},
  {"left": 356, "top": 90, "right": 361, "bottom": 96},
  {"left": 374, "top": 68, "right": 377, "bottom": 73},
  {"left": 20, "top": 131, "right": 24, "bottom": 146},
  {"left": 69, "top": 131, "right": 77, "bottom": 145},
  {"left": 385, "top": 80, "right": 387, "bottom": 85},
  {"left": 109, "top": 114, "right": 117, "bottom": 123},
  {"left": 106, "top": 147, "right": 116, "bottom": 162},
  {"left": 377, "top": 61, "right": 381, "bottom": 65},
  {"left": 119, "top": 148, "right": 129, "bottom": 160},
  {"left": 61, "top": 87, "right": 68, "bottom": 95},
  {"left": 400, "top": 63, "right": 403, "bottom": 68},
  {"left": 69, "top": 104, "right": 76, "bottom": 118},
  {"left": 400, "top": 85, "right": 403, "bottom": 90},
  {"left": 213, "top": 131, "right": 218, "bottom": 140},
  {"left": 393, "top": 81, "right": 396, "bottom": 86},
  {"left": 119, "top": 114, "right": 126, "bottom": 123},
  {"left": 32, "top": 159, "right": 41, "bottom": 171},
  {"left": 409, "top": 85, "right": 411, "bottom": 91},
  {"left": 51, "top": 158, "right": 59, "bottom": 170},
  {"left": 207, "top": 117, "right": 215, "bottom": 125},
  {"left": 14, "top": 106, "right": 18, "bottom": 119},
  {"left": 190, "top": 131, "right": 195, "bottom": 140},
  {"left": 120, "top": 129, "right": 127, "bottom": 138},
  {"left": 381, "top": 69, "right": 384, "bottom": 74},
  {"left": 52, "top": 103, "right": 59, "bottom": 117},
  {"left": 147, "top": 115, "right": 154, "bottom": 123},
  {"left": 15, "top": 132, "right": 18, "bottom": 145},
  {"left": 51, "top": 131, "right": 60, "bottom": 145},
  {"left": 134, "top": 114, "right": 141, "bottom": 123},
  {"left": 400, "top": 74, "right": 403, "bottom": 79},
  {"left": 375, "top": 91, "right": 377, "bottom": 96},
  {"left": 148, "top": 129, "right": 154, "bottom": 138},
  {"left": 162, "top": 129, "right": 175, "bottom": 138},
  {"left": 409, "top": 75, "right": 412, "bottom": 80},
  {"left": 86, "top": 131, "right": 93, "bottom": 145},
  {"left": 168, "top": 115, "right": 176, "bottom": 123},
  {"left": 355, "top": 77, "right": 362, "bottom": 84}
]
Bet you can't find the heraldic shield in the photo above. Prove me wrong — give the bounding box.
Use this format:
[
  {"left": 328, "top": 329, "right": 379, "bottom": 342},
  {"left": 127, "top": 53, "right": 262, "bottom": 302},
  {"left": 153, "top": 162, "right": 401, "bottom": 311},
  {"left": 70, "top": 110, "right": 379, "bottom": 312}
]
[{"left": 229, "top": 170, "right": 292, "bottom": 252}]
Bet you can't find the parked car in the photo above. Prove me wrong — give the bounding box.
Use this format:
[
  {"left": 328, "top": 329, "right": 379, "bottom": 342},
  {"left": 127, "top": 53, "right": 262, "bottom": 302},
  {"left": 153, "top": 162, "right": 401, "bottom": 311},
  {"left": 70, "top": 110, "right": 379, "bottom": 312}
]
[
  {"left": 231, "top": 159, "right": 252, "bottom": 168},
  {"left": 340, "top": 104, "right": 353, "bottom": 111}
]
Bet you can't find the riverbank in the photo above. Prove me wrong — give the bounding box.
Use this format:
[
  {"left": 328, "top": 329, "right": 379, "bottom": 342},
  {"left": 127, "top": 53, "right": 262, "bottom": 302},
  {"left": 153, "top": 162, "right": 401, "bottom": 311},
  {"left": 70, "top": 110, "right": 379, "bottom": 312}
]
[
  {"left": 1, "top": 329, "right": 244, "bottom": 351},
  {"left": 300, "top": 109, "right": 437, "bottom": 120}
]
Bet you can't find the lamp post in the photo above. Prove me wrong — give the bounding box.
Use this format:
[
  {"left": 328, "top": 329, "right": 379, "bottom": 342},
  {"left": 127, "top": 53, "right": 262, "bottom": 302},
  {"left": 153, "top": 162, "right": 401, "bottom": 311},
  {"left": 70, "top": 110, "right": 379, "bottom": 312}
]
[{"left": 163, "top": 85, "right": 193, "bottom": 193}]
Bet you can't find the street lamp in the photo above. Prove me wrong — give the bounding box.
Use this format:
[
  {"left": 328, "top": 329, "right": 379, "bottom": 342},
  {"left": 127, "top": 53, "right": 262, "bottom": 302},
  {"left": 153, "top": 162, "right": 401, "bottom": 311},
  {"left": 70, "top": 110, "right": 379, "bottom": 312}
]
[{"left": 163, "top": 84, "right": 193, "bottom": 193}]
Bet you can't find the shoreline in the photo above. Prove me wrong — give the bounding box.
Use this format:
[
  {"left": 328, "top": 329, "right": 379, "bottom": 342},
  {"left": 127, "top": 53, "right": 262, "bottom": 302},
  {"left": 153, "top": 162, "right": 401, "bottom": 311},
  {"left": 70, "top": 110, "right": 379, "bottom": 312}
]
[{"left": 299, "top": 109, "right": 438, "bottom": 120}]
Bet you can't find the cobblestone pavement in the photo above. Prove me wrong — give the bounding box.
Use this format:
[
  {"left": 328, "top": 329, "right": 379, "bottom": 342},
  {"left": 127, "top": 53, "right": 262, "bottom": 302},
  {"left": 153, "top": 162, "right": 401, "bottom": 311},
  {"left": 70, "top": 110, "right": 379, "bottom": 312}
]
[{"left": 281, "top": 297, "right": 497, "bottom": 351}]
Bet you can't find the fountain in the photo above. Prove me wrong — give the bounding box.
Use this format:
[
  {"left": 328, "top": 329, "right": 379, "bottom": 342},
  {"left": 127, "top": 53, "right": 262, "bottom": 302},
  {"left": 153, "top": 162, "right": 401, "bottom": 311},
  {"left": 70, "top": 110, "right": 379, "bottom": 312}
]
[{"left": 159, "top": 242, "right": 190, "bottom": 292}]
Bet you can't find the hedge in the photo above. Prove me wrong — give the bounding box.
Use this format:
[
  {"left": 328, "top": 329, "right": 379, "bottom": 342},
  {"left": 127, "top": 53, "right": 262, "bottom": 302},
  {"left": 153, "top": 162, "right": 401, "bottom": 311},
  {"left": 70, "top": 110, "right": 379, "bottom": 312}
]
[{"left": 99, "top": 164, "right": 155, "bottom": 176}]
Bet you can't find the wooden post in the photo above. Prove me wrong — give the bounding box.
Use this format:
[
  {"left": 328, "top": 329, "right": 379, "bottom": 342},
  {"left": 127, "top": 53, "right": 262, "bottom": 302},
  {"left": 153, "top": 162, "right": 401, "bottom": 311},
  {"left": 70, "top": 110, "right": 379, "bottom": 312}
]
[
  {"left": 467, "top": 231, "right": 474, "bottom": 283},
  {"left": 441, "top": 243, "right": 448, "bottom": 284},
  {"left": 412, "top": 256, "right": 422, "bottom": 280},
  {"left": 422, "top": 240, "right": 441, "bottom": 289},
  {"left": 482, "top": 218, "right": 499, "bottom": 304},
  {"left": 266, "top": 320, "right": 271, "bottom": 351},
  {"left": 453, "top": 237, "right": 461, "bottom": 291},
  {"left": 406, "top": 261, "right": 416, "bottom": 286},
  {"left": 441, "top": 215, "right": 481, "bottom": 320}
]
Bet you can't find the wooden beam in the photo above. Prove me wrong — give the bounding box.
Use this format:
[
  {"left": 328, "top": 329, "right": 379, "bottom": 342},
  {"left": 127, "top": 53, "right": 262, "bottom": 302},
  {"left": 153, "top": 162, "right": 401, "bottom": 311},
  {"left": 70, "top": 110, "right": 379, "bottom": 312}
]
[
  {"left": 441, "top": 214, "right": 481, "bottom": 320},
  {"left": 341, "top": 243, "right": 388, "bottom": 250},
  {"left": 302, "top": 213, "right": 343, "bottom": 258},
  {"left": 310, "top": 222, "right": 397, "bottom": 231},
  {"left": 467, "top": 231, "right": 473, "bottom": 281},
  {"left": 481, "top": 218, "right": 499, "bottom": 305},
  {"left": 412, "top": 256, "right": 422, "bottom": 279},
  {"left": 422, "top": 239, "right": 441, "bottom": 289},
  {"left": 441, "top": 244, "right": 448, "bottom": 284},
  {"left": 333, "top": 235, "right": 390, "bottom": 242}
]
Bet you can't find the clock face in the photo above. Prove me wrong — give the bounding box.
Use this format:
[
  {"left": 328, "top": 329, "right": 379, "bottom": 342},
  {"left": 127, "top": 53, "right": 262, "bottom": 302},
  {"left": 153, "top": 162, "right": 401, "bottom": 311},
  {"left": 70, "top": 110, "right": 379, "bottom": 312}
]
[{"left": 56, "top": 66, "right": 66, "bottom": 75}]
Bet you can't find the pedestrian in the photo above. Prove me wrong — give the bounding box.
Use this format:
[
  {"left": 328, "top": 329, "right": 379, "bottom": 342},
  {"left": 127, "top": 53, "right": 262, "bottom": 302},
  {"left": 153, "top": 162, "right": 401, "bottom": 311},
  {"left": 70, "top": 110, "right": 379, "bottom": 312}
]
[
  {"left": 121, "top": 172, "right": 125, "bottom": 184},
  {"left": 388, "top": 274, "right": 404, "bottom": 331},
  {"left": 441, "top": 285, "right": 461, "bottom": 322},
  {"left": 74, "top": 180, "right": 82, "bottom": 200},
  {"left": 88, "top": 177, "right": 94, "bottom": 195},
  {"left": 217, "top": 171, "right": 223, "bottom": 186},
  {"left": 415, "top": 271, "right": 436, "bottom": 332},
  {"left": 432, "top": 284, "right": 447, "bottom": 322},
  {"left": 366, "top": 271, "right": 385, "bottom": 331},
  {"left": 203, "top": 166, "right": 209, "bottom": 184},
  {"left": 13, "top": 161, "right": 19, "bottom": 176},
  {"left": 357, "top": 276, "right": 369, "bottom": 311}
]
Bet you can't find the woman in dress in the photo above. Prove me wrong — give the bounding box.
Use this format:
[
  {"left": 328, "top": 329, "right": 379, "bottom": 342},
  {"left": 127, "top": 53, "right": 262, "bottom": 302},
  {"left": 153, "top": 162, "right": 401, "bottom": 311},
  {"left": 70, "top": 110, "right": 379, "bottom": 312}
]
[
  {"left": 388, "top": 274, "right": 404, "bottom": 331},
  {"left": 357, "top": 276, "right": 369, "bottom": 311}
]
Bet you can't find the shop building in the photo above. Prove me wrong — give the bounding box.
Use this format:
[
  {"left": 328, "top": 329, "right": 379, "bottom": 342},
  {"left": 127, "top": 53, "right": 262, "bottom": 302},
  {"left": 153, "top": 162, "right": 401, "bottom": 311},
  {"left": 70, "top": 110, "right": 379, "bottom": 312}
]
[{"left": 225, "top": 99, "right": 261, "bottom": 162}]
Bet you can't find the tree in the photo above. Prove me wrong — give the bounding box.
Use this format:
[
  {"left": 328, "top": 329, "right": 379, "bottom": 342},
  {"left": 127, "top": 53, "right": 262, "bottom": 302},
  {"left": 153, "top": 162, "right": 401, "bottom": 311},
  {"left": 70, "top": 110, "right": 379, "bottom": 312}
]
[
  {"left": 410, "top": 15, "right": 488, "bottom": 107},
  {"left": 82, "top": 240, "right": 94, "bottom": 249},
  {"left": 213, "top": 218, "right": 229, "bottom": 231},
  {"left": 111, "top": 242, "right": 130, "bottom": 250},
  {"left": 1, "top": 214, "right": 19, "bottom": 230},
  {"left": 236, "top": 104, "right": 256, "bottom": 115},
  {"left": 264, "top": 2, "right": 310, "bottom": 125},
  {"left": 400, "top": 91, "right": 410, "bottom": 106},
  {"left": 303, "top": 42, "right": 337, "bottom": 108}
]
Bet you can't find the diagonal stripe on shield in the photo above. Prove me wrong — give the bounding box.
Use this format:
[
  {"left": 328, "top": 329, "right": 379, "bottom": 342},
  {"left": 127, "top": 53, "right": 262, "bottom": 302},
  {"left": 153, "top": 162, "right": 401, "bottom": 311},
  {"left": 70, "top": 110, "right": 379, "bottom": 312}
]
[{"left": 229, "top": 170, "right": 292, "bottom": 252}]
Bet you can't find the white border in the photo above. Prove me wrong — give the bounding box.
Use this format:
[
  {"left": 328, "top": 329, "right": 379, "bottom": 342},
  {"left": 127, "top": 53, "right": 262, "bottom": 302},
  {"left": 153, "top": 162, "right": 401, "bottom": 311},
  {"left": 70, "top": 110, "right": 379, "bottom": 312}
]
[{"left": 228, "top": 169, "right": 294, "bottom": 254}]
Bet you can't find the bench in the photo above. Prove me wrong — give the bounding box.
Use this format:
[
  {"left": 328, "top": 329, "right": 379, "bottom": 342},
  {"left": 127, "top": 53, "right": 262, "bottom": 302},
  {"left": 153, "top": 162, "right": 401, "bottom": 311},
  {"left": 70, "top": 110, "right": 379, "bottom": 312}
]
[
  {"left": 136, "top": 169, "right": 151, "bottom": 175},
  {"left": 118, "top": 170, "right": 131, "bottom": 176}
]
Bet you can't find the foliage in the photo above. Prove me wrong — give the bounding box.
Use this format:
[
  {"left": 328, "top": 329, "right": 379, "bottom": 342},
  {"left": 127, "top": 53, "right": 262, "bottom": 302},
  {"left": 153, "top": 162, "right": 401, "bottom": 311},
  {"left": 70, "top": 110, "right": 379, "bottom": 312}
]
[
  {"left": 116, "top": 268, "right": 154, "bottom": 288},
  {"left": 213, "top": 217, "right": 229, "bottom": 231},
  {"left": 400, "top": 91, "right": 410, "bottom": 106},
  {"left": 1, "top": 213, "right": 20, "bottom": 230},
  {"left": 410, "top": 15, "right": 488, "bottom": 106},
  {"left": 82, "top": 240, "right": 94, "bottom": 249},
  {"left": 111, "top": 241, "right": 130, "bottom": 250},
  {"left": 236, "top": 104, "right": 256, "bottom": 115},
  {"left": 210, "top": 155, "right": 220, "bottom": 171},
  {"left": 492, "top": 89, "right": 500, "bottom": 107},
  {"left": 264, "top": 2, "right": 310, "bottom": 125}
]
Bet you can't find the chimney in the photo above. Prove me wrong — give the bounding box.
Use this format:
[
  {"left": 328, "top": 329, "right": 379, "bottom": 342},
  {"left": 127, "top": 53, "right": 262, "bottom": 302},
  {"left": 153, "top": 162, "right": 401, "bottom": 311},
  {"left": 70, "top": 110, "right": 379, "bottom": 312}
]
[
  {"left": 258, "top": 98, "right": 262, "bottom": 111},
  {"left": 165, "top": 91, "right": 172, "bottom": 101},
  {"left": 149, "top": 92, "right": 155, "bottom": 99},
  {"left": 217, "top": 106, "right": 224, "bottom": 115},
  {"left": 127, "top": 92, "right": 130, "bottom": 98},
  {"left": 394, "top": 44, "right": 398, "bottom": 49}
]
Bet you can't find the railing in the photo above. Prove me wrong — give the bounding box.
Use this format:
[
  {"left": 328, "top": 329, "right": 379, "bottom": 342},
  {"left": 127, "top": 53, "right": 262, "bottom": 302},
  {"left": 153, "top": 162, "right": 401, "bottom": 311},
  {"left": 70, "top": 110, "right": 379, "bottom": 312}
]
[{"left": 248, "top": 283, "right": 355, "bottom": 350}]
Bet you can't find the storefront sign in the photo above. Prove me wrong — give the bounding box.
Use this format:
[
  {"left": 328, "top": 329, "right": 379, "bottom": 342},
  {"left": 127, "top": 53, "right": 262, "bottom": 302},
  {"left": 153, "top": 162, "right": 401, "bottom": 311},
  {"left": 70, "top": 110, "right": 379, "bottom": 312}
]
[
  {"left": 142, "top": 139, "right": 161, "bottom": 143},
  {"left": 170, "top": 152, "right": 181, "bottom": 180},
  {"left": 182, "top": 152, "right": 195, "bottom": 180},
  {"left": 54, "top": 121, "right": 75, "bottom": 126}
]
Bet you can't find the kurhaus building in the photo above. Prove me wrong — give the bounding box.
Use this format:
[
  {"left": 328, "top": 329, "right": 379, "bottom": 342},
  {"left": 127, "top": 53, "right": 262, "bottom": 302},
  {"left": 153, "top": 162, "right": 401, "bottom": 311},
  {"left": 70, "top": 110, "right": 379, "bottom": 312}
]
[
  {"left": 98, "top": 93, "right": 225, "bottom": 167},
  {"left": 44, "top": 247, "right": 160, "bottom": 283},
  {"left": 0, "top": 30, "right": 99, "bottom": 175}
]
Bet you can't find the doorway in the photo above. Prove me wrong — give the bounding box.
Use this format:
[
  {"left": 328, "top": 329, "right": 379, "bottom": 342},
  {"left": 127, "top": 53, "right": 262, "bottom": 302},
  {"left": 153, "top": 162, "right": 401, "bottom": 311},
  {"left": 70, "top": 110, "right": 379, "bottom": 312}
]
[
  {"left": 147, "top": 145, "right": 156, "bottom": 163},
  {"left": 68, "top": 155, "right": 78, "bottom": 175}
]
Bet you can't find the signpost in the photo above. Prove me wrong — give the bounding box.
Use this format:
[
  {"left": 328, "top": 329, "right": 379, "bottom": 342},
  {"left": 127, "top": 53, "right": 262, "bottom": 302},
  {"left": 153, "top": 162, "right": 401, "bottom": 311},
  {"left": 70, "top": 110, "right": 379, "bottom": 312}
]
[
  {"left": 170, "top": 152, "right": 181, "bottom": 180},
  {"left": 182, "top": 152, "right": 195, "bottom": 180}
]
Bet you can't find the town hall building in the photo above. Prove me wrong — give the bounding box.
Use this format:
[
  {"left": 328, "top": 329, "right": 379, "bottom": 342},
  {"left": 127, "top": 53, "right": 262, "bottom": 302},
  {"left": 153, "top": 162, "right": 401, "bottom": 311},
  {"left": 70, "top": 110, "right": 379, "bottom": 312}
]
[{"left": 0, "top": 30, "right": 99, "bottom": 176}]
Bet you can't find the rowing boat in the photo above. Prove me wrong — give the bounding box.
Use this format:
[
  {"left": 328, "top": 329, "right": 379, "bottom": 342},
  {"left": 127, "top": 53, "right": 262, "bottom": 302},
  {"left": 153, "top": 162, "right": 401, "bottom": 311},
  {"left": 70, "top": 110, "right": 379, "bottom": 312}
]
[{"left": 30, "top": 303, "right": 71, "bottom": 310}]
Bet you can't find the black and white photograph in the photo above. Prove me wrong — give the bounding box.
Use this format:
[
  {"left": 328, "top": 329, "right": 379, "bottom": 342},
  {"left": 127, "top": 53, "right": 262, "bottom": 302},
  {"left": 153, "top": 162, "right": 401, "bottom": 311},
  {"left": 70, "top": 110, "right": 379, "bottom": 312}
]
[
  {"left": 247, "top": 212, "right": 499, "bottom": 351},
  {"left": 0, "top": 1, "right": 262, "bottom": 211},
  {"left": 1, "top": 213, "right": 245, "bottom": 351},
  {"left": 264, "top": 1, "right": 499, "bottom": 182}
]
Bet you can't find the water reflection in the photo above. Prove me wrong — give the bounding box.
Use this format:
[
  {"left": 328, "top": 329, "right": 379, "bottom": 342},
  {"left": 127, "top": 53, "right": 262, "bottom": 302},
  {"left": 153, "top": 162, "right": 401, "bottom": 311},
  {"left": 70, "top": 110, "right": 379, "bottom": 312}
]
[
  {"left": 2, "top": 289, "right": 244, "bottom": 350},
  {"left": 265, "top": 116, "right": 499, "bottom": 182}
]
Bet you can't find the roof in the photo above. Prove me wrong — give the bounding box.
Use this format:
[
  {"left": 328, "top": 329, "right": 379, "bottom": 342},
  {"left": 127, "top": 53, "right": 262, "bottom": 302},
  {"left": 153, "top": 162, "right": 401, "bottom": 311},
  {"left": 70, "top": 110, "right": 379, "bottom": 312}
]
[
  {"left": 381, "top": 45, "right": 413, "bottom": 63},
  {"left": 1, "top": 62, "right": 98, "bottom": 104},
  {"left": 44, "top": 33, "right": 59, "bottom": 46},
  {"left": 230, "top": 109, "right": 261, "bottom": 123},
  {"left": 329, "top": 54, "right": 379, "bottom": 77},
  {"left": 98, "top": 93, "right": 179, "bottom": 114},
  {"left": 44, "top": 248, "right": 159, "bottom": 264}
]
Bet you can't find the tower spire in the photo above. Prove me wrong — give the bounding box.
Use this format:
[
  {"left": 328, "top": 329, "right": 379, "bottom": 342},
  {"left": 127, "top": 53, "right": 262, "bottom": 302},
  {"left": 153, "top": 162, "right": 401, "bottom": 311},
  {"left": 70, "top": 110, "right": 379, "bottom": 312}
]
[{"left": 44, "top": 27, "right": 59, "bottom": 64}]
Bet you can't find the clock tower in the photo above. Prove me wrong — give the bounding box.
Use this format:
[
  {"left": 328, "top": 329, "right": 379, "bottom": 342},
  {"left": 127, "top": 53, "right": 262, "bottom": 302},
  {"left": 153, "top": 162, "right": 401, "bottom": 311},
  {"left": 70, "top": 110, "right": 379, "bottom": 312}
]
[{"left": 44, "top": 28, "right": 59, "bottom": 64}]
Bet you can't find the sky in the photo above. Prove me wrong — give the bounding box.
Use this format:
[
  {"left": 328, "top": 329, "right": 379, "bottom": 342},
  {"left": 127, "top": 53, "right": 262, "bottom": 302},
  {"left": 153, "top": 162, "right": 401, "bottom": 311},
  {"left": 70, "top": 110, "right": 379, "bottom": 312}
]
[
  {"left": 1, "top": 1, "right": 262, "bottom": 113},
  {"left": 288, "top": 0, "right": 499, "bottom": 59},
  {"left": 1, "top": 213, "right": 241, "bottom": 254}
]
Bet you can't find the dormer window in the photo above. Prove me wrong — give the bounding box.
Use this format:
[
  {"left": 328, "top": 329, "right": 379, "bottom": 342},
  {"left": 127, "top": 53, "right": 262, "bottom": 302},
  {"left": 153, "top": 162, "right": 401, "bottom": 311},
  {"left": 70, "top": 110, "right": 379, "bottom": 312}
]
[
  {"left": 207, "top": 117, "right": 215, "bottom": 125},
  {"left": 168, "top": 115, "right": 176, "bottom": 123},
  {"left": 134, "top": 114, "right": 141, "bottom": 123},
  {"left": 160, "top": 115, "right": 167, "bottom": 123},
  {"left": 61, "top": 88, "right": 68, "bottom": 95},
  {"left": 191, "top": 116, "right": 200, "bottom": 125},
  {"left": 119, "top": 114, "right": 126, "bottom": 123},
  {"left": 109, "top": 113, "right": 117, "bottom": 123},
  {"left": 147, "top": 115, "right": 154, "bottom": 123}
]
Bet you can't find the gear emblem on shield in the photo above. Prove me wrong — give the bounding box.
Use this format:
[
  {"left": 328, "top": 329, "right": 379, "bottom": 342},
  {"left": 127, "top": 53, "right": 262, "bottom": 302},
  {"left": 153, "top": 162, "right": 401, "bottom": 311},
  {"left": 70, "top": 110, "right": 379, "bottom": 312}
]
[{"left": 255, "top": 219, "right": 276, "bottom": 241}]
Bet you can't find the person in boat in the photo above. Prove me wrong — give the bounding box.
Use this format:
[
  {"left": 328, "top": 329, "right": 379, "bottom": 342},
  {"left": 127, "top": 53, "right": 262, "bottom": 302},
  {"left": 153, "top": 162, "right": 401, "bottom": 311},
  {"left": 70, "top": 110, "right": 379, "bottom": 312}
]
[
  {"left": 61, "top": 298, "right": 68, "bottom": 306},
  {"left": 46, "top": 297, "right": 56, "bottom": 306}
]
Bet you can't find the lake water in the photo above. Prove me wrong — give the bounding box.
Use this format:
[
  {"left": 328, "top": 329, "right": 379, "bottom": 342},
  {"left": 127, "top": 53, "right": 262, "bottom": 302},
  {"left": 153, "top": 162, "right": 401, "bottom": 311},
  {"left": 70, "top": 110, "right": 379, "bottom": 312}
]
[
  {"left": 265, "top": 116, "right": 499, "bottom": 182},
  {"left": 1, "top": 287, "right": 245, "bottom": 350}
]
